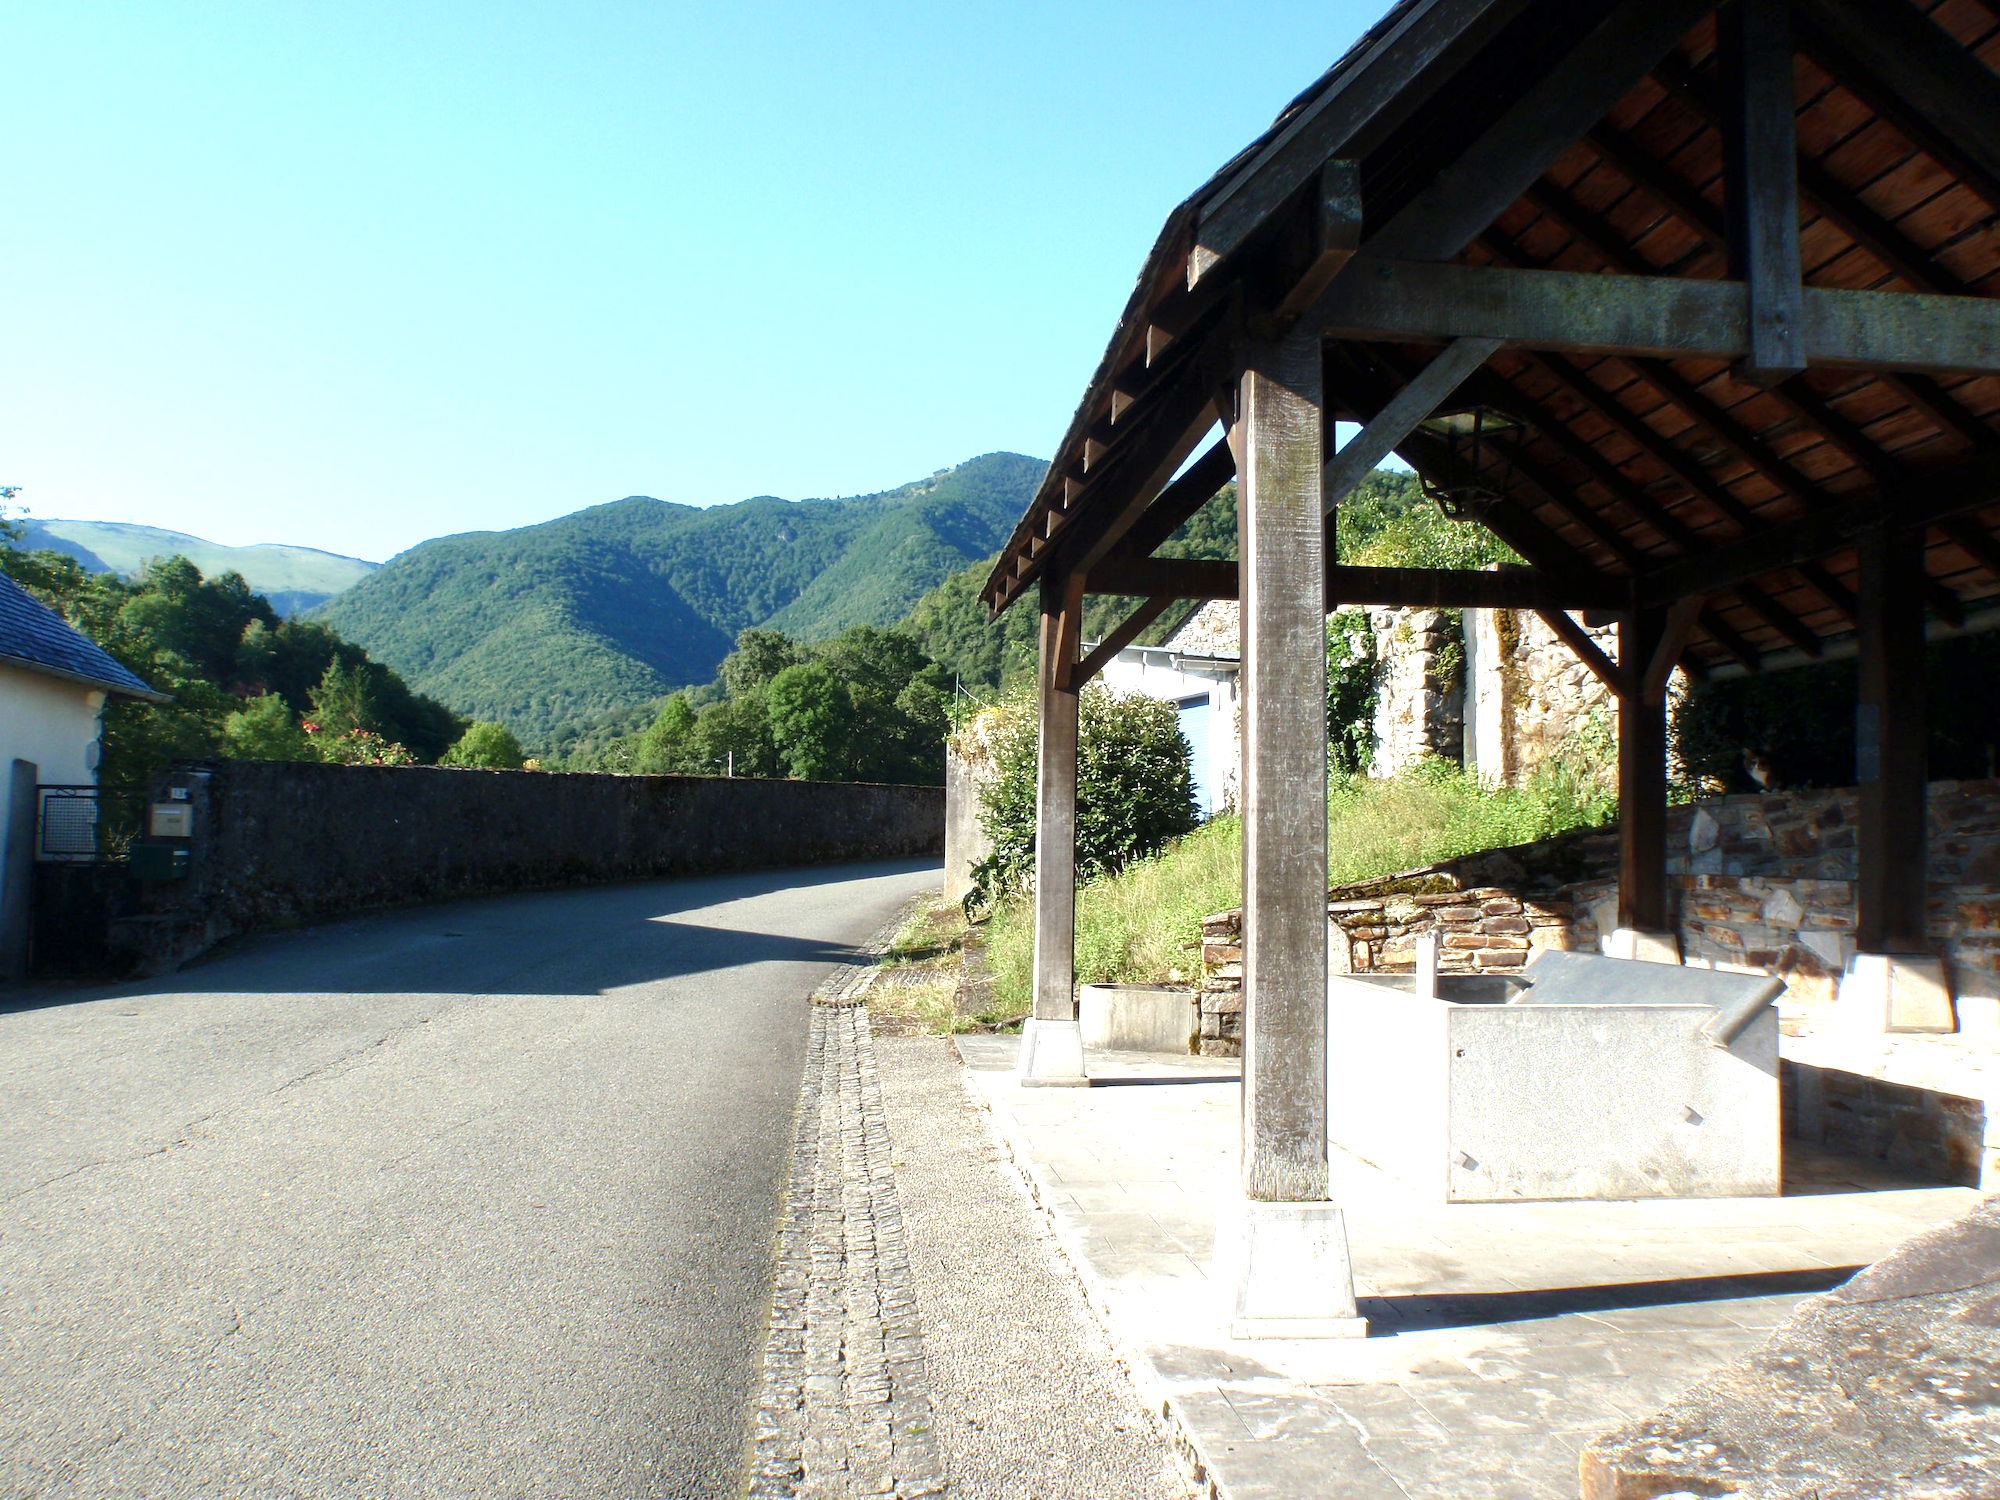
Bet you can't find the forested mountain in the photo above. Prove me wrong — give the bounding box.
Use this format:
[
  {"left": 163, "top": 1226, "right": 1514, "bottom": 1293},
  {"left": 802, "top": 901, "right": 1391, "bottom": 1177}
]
[
  {"left": 18, "top": 519, "right": 377, "bottom": 615},
  {"left": 313, "top": 453, "right": 1045, "bottom": 746}
]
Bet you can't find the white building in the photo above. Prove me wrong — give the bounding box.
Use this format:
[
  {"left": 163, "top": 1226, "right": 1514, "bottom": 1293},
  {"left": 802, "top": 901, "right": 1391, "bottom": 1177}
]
[
  {"left": 1, "top": 574, "right": 164, "bottom": 979},
  {"left": 1092, "top": 601, "right": 1241, "bottom": 818}
]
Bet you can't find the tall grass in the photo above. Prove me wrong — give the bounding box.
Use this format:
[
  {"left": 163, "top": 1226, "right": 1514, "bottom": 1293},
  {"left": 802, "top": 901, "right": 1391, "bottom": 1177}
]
[{"left": 984, "top": 758, "right": 1615, "bottom": 1019}]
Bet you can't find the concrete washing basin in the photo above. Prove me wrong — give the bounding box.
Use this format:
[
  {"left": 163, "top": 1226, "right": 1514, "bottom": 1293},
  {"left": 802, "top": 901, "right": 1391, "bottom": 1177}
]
[{"left": 1327, "top": 947, "right": 1784, "bottom": 1202}]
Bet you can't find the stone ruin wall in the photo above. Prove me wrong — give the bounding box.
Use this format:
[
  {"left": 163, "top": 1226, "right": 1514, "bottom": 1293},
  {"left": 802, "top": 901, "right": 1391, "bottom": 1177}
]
[
  {"left": 1464, "top": 607, "right": 1618, "bottom": 785},
  {"left": 1367, "top": 607, "right": 1464, "bottom": 777},
  {"left": 1196, "top": 780, "right": 2000, "bottom": 1058},
  {"left": 1371, "top": 605, "right": 1616, "bottom": 783}
]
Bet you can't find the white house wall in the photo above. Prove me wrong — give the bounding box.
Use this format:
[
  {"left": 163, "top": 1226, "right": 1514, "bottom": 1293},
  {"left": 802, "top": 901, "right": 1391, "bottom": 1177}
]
[
  {"left": 1, "top": 663, "right": 107, "bottom": 977},
  {"left": 1, "top": 663, "right": 106, "bottom": 791},
  {"left": 1095, "top": 648, "right": 1241, "bottom": 817}
]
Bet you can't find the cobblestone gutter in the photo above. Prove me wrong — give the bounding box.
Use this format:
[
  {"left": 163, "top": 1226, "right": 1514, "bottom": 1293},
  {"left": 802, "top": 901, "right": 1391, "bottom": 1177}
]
[{"left": 749, "top": 941, "right": 947, "bottom": 1499}]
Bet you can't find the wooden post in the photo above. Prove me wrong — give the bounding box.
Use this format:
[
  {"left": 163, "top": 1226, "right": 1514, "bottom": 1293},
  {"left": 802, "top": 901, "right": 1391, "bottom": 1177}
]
[
  {"left": 1233, "top": 326, "right": 1331, "bottom": 1203},
  {"left": 1856, "top": 528, "right": 1929, "bottom": 953},
  {"left": 1019, "top": 569, "right": 1088, "bottom": 1084},
  {"left": 1616, "top": 610, "right": 1671, "bottom": 939},
  {"left": 1722, "top": 0, "right": 1806, "bottom": 382}
]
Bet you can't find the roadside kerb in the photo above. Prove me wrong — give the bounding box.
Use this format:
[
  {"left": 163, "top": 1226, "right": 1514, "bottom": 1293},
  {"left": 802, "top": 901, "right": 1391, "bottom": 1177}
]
[{"left": 749, "top": 914, "right": 947, "bottom": 1500}]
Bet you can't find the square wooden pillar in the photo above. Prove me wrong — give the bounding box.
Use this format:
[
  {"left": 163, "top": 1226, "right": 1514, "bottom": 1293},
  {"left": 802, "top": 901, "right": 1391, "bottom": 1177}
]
[
  {"left": 1019, "top": 569, "right": 1088, "bottom": 1084},
  {"left": 1221, "top": 326, "right": 1362, "bottom": 1338},
  {"left": 1840, "top": 527, "right": 1952, "bottom": 1032},
  {"left": 1855, "top": 528, "right": 1929, "bottom": 954}
]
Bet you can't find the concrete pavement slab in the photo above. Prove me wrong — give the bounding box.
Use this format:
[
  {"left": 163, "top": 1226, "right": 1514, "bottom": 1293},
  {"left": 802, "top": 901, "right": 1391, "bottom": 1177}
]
[{"left": 952, "top": 1034, "right": 1984, "bottom": 1500}]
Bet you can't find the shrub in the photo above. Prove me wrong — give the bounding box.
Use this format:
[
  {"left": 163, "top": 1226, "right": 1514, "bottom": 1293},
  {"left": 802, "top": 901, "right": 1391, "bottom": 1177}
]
[
  {"left": 441, "top": 721, "right": 527, "bottom": 769},
  {"left": 221, "top": 693, "right": 309, "bottom": 761},
  {"left": 968, "top": 686, "right": 1199, "bottom": 909}
]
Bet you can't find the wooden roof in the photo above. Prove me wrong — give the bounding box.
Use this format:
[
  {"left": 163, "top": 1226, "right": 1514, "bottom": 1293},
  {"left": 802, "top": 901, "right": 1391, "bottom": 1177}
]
[{"left": 983, "top": 0, "right": 2000, "bottom": 677}]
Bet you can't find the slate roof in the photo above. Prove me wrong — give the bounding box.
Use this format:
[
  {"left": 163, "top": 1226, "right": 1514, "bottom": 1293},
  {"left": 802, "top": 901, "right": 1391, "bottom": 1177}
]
[{"left": 0, "top": 573, "right": 166, "bottom": 701}]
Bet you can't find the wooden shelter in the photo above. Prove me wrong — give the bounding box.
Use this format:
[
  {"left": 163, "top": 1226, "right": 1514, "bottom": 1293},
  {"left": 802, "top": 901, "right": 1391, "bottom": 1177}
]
[{"left": 984, "top": 0, "right": 2000, "bottom": 1332}]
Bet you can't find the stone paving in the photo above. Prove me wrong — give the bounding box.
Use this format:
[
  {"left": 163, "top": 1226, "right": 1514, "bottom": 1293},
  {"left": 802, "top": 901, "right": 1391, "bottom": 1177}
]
[
  {"left": 955, "top": 1036, "right": 1989, "bottom": 1500},
  {"left": 749, "top": 952, "right": 946, "bottom": 1500}
]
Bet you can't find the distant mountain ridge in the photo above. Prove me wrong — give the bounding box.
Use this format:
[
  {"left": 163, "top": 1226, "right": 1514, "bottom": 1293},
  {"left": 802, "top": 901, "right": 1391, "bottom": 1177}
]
[
  {"left": 18, "top": 518, "right": 378, "bottom": 616},
  {"left": 312, "top": 452, "right": 1047, "bottom": 746}
]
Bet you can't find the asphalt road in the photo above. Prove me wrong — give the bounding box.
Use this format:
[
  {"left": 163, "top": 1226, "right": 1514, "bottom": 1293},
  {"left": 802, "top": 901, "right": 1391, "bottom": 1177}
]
[{"left": 0, "top": 859, "right": 939, "bottom": 1500}]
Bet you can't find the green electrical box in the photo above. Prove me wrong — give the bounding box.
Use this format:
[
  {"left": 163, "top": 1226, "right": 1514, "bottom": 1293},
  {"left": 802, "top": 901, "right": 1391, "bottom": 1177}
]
[{"left": 131, "top": 843, "right": 191, "bottom": 882}]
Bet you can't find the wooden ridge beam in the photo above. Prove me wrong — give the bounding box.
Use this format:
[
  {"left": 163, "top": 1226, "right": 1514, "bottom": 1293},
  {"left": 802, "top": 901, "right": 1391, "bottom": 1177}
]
[{"left": 1313, "top": 258, "right": 2000, "bottom": 374}]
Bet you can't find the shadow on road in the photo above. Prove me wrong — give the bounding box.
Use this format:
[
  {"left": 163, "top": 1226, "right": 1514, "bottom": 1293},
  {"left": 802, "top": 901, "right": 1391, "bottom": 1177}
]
[{"left": 6, "top": 858, "right": 938, "bottom": 1013}]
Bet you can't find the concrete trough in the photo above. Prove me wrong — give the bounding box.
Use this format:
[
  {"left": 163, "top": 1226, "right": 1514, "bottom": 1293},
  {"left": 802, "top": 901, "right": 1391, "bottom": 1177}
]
[
  {"left": 1327, "top": 948, "right": 1783, "bottom": 1202},
  {"left": 1079, "top": 983, "right": 1197, "bottom": 1055}
]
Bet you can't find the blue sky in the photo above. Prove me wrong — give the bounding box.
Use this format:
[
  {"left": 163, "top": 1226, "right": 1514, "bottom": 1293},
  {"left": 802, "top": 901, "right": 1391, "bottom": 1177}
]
[{"left": 2, "top": 2, "right": 1389, "bottom": 561}]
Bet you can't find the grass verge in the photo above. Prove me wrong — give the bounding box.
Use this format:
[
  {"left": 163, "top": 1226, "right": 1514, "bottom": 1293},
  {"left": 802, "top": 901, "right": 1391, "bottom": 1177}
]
[{"left": 982, "top": 760, "right": 1616, "bottom": 1018}]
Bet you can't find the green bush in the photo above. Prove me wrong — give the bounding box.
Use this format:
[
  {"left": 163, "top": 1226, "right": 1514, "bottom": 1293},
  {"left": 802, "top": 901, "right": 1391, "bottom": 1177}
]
[
  {"left": 1326, "top": 609, "right": 1378, "bottom": 775},
  {"left": 968, "top": 686, "right": 1198, "bottom": 909},
  {"left": 441, "top": 721, "right": 528, "bottom": 769}
]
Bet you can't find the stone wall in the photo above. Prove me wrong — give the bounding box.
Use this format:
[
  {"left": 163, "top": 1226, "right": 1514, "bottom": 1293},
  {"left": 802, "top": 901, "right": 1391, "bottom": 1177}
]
[
  {"left": 1464, "top": 607, "right": 1617, "bottom": 786},
  {"left": 1194, "top": 780, "right": 2000, "bottom": 1056},
  {"left": 942, "top": 745, "right": 993, "bottom": 907},
  {"left": 1368, "top": 608, "right": 1464, "bottom": 776},
  {"left": 104, "top": 760, "right": 943, "bottom": 974}
]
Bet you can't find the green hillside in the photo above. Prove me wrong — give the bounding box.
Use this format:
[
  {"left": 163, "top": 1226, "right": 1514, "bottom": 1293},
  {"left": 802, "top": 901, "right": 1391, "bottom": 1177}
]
[
  {"left": 313, "top": 452, "right": 1045, "bottom": 745},
  {"left": 18, "top": 519, "right": 377, "bottom": 615}
]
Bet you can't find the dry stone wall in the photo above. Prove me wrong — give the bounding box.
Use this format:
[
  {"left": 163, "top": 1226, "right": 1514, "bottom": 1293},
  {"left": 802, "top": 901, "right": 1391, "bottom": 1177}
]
[{"left": 1195, "top": 780, "right": 2000, "bottom": 1056}]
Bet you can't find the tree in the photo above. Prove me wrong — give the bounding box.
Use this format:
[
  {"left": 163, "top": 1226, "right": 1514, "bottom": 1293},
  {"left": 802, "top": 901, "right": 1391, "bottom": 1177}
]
[
  {"left": 969, "top": 686, "right": 1199, "bottom": 906},
  {"left": 222, "top": 694, "right": 309, "bottom": 761},
  {"left": 719, "top": 629, "right": 802, "bottom": 700},
  {"left": 766, "top": 663, "right": 861, "bottom": 780},
  {"left": 688, "top": 694, "right": 782, "bottom": 778},
  {"left": 441, "top": 721, "right": 527, "bottom": 769},
  {"left": 307, "top": 659, "right": 381, "bottom": 737},
  {"left": 634, "top": 693, "right": 698, "bottom": 774}
]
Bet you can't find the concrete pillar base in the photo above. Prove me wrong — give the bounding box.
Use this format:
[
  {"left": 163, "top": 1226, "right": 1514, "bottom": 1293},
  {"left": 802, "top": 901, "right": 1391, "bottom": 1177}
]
[
  {"left": 1218, "top": 1199, "right": 1368, "bottom": 1340},
  {"left": 1016, "top": 1018, "right": 1088, "bottom": 1087},
  {"left": 1837, "top": 952, "right": 1956, "bottom": 1035},
  {"left": 1604, "top": 927, "right": 1682, "bottom": 964}
]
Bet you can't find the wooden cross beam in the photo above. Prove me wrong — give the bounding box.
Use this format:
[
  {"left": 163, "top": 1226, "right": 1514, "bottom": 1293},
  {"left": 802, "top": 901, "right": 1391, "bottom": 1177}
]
[
  {"left": 1312, "top": 258, "right": 2000, "bottom": 374},
  {"left": 1084, "top": 555, "right": 1628, "bottom": 613},
  {"left": 1072, "top": 596, "right": 1178, "bottom": 689},
  {"left": 1321, "top": 337, "right": 1503, "bottom": 514}
]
